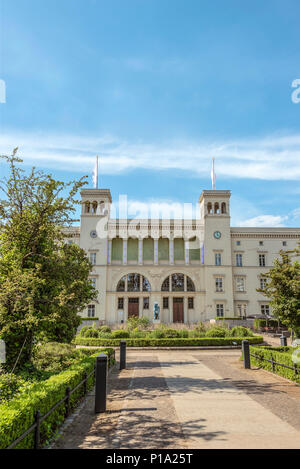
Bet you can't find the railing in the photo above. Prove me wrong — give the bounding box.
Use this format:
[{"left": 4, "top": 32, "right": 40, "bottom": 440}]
[
  {"left": 250, "top": 350, "right": 299, "bottom": 378},
  {"left": 6, "top": 367, "right": 96, "bottom": 449}
]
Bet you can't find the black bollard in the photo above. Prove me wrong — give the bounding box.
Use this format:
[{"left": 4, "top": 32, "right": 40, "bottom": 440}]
[
  {"left": 280, "top": 335, "right": 287, "bottom": 346},
  {"left": 242, "top": 340, "right": 251, "bottom": 369},
  {"left": 95, "top": 353, "right": 108, "bottom": 413},
  {"left": 120, "top": 340, "right": 126, "bottom": 370}
]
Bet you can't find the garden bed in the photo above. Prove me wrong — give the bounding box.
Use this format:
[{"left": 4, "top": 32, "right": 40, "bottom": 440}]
[{"left": 75, "top": 336, "right": 263, "bottom": 347}]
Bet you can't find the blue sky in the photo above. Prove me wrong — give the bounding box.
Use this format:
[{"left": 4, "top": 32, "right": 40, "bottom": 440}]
[{"left": 0, "top": 0, "right": 300, "bottom": 226}]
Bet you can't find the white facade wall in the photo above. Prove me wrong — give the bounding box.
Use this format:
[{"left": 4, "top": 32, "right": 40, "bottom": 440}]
[{"left": 63, "top": 189, "right": 300, "bottom": 324}]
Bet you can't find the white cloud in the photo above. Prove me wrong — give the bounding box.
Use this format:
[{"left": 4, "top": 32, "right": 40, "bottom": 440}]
[
  {"left": 237, "top": 215, "right": 288, "bottom": 228},
  {"left": 1, "top": 131, "right": 300, "bottom": 181}
]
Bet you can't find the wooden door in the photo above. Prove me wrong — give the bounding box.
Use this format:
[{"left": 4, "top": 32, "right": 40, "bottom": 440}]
[
  {"left": 173, "top": 298, "right": 184, "bottom": 323},
  {"left": 128, "top": 298, "right": 139, "bottom": 318}
]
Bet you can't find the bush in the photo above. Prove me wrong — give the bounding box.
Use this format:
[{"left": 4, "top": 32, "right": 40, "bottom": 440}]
[
  {"left": 0, "top": 374, "right": 30, "bottom": 404},
  {"left": 111, "top": 330, "right": 130, "bottom": 339},
  {"left": 250, "top": 345, "right": 300, "bottom": 383},
  {"left": 127, "top": 316, "right": 151, "bottom": 331},
  {"left": 230, "top": 326, "right": 253, "bottom": 337},
  {"left": 79, "top": 325, "right": 91, "bottom": 337},
  {"left": 205, "top": 327, "right": 227, "bottom": 338},
  {"left": 98, "top": 326, "right": 111, "bottom": 334},
  {"left": 0, "top": 348, "right": 115, "bottom": 449},
  {"left": 31, "top": 342, "right": 80, "bottom": 374},
  {"left": 177, "top": 329, "right": 189, "bottom": 338},
  {"left": 82, "top": 328, "right": 99, "bottom": 338},
  {"left": 215, "top": 317, "right": 242, "bottom": 321},
  {"left": 75, "top": 336, "right": 263, "bottom": 347}
]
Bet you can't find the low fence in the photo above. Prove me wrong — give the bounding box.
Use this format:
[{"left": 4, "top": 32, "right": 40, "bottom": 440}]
[
  {"left": 250, "top": 349, "right": 299, "bottom": 378},
  {"left": 6, "top": 348, "right": 117, "bottom": 450}
]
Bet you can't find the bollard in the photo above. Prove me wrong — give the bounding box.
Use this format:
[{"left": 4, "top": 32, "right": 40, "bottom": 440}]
[
  {"left": 95, "top": 353, "right": 108, "bottom": 413},
  {"left": 120, "top": 340, "right": 126, "bottom": 370},
  {"left": 242, "top": 340, "right": 251, "bottom": 369},
  {"left": 280, "top": 335, "right": 287, "bottom": 346}
]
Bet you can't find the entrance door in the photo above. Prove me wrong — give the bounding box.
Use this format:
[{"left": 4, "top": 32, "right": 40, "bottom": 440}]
[
  {"left": 173, "top": 298, "right": 184, "bottom": 323},
  {"left": 128, "top": 298, "right": 139, "bottom": 318}
]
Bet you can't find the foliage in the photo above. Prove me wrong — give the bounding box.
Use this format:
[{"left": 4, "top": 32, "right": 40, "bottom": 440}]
[
  {"left": 257, "top": 244, "right": 300, "bottom": 331},
  {"left": 230, "top": 326, "right": 253, "bottom": 337},
  {"left": 215, "top": 317, "right": 242, "bottom": 321},
  {"left": 75, "top": 336, "right": 263, "bottom": 347},
  {"left": 0, "top": 348, "right": 115, "bottom": 449},
  {"left": 205, "top": 327, "right": 228, "bottom": 338},
  {"left": 249, "top": 345, "right": 300, "bottom": 384},
  {"left": 82, "top": 328, "right": 99, "bottom": 338},
  {"left": 0, "top": 150, "right": 96, "bottom": 370},
  {"left": 111, "top": 330, "right": 130, "bottom": 339},
  {"left": 79, "top": 325, "right": 91, "bottom": 337},
  {"left": 0, "top": 373, "right": 31, "bottom": 404},
  {"left": 98, "top": 325, "right": 111, "bottom": 334},
  {"left": 253, "top": 319, "right": 280, "bottom": 329},
  {"left": 126, "top": 316, "right": 151, "bottom": 331}
]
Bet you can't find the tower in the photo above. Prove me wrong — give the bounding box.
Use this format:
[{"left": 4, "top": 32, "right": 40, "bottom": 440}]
[
  {"left": 80, "top": 188, "right": 112, "bottom": 322},
  {"left": 199, "top": 190, "right": 234, "bottom": 318}
]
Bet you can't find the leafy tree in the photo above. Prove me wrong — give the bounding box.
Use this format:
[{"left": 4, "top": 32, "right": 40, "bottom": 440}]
[
  {"left": 258, "top": 244, "right": 300, "bottom": 337},
  {"left": 0, "top": 149, "right": 97, "bottom": 370}
]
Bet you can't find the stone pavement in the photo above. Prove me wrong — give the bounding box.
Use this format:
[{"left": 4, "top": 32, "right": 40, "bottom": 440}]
[{"left": 52, "top": 350, "right": 300, "bottom": 449}]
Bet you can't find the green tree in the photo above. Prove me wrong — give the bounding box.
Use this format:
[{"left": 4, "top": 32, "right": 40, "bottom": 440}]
[
  {"left": 0, "top": 149, "right": 97, "bottom": 370},
  {"left": 258, "top": 244, "right": 300, "bottom": 336}
]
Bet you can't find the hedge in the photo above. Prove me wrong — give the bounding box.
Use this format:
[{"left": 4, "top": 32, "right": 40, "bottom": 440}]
[
  {"left": 75, "top": 336, "right": 263, "bottom": 347},
  {"left": 215, "top": 317, "right": 242, "bottom": 321},
  {"left": 80, "top": 317, "right": 99, "bottom": 321},
  {"left": 0, "top": 348, "right": 114, "bottom": 449},
  {"left": 249, "top": 345, "right": 300, "bottom": 384},
  {"left": 253, "top": 319, "right": 281, "bottom": 329}
]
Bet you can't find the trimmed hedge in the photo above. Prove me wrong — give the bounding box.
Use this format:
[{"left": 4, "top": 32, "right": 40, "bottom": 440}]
[
  {"left": 0, "top": 348, "right": 114, "bottom": 449},
  {"left": 249, "top": 345, "right": 300, "bottom": 384},
  {"left": 215, "top": 317, "right": 242, "bottom": 321},
  {"left": 75, "top": 336, "right": 263, "bottom": 347},
  {"left": 80, "top": 317, "right": 99, "bottom": 321}
]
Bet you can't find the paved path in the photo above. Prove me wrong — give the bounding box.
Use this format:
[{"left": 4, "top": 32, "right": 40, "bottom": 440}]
[{"left": 52, "top": 350, "right": 300, "bottom": 449}]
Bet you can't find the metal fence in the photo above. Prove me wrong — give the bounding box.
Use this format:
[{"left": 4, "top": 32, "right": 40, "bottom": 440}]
[{"left": 250, "top": 350, "right": 299, "bottom": 378}]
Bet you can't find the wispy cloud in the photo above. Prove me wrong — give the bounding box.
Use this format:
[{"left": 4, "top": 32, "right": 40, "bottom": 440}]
[
  {"left": 236, "top": 215, "right": 288, "bottom": 228},
  {"left": 1, "top": 131, "right": 300, "bottom": 181}
]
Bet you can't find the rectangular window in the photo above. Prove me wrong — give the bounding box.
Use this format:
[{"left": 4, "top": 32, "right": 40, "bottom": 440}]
[
  {"left": 87, "top": 304, "right": 95, "bottom": 317},
  {"left": 215, "top": 253, "right": 222, "bottom": 266},
  {"left": 90, "top": 278, "right": 96, "bottom": 289},
  {"left": 215, "top": 277, "right": 223, "bottom": 292},
  {"left": 261, "top": 304, "right": 270, "bottom": 315},
  {"left": 163, "top": 297, "right": 169, "bottom": 309},
  {"left": 90, "top": 253, "right": 96, "bottom": 265},
  {"left": 259, "top": 241, "right": 264, "bottom": 246},
  {"left": 236, "top": 254, "right": 243, "bottom": 267},
  {"left": 118, "top": 298, "right": 124, "bottom": 309},
  {"left": 282, "top": 241, "right": 287, "bottom": 246},
  {"left": 188, "top": 297, "right": 194, "bottom": 309},
  {"left": 236, "top": 241, "right": 241, "bottom": 246},
  {"left": 236, "top": 277, "right": 245, "bottom": 292},
  {"left": 259, "top": 254, "right": 266, "bottom": 267},
  {"left": 143, "top": 297, "right": 149, "bottom": 309},
  {"left": 260, "top": 278, "right": 267, "bottom": 289},
  {"left": 216, "top": 304, "right": 224, "bottom": 317}
]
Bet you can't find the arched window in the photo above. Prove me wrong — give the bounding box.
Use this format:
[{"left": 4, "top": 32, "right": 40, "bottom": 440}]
[
  {"left": 207, "top": 202, "right": 213, "bottom": 214},
  {"left": 221, "top": 202, "right": 226, "bottom": 214},
  {"left": 214, "top": 202, "right": 220, "bottom": 214},
  {"left": 116, "top": 274, "right": 151, "bottom": 292},
  {"left": 161, "top": 274, "right": 196, "bottom": 292},
  {"left": 99, "top": 201, "right": 105, "bottom": 215},
  {"left": 85, "top": 201, "right": 91, "bottom": 213},
  {"left": 91, "top": 201, "right": 98, "bottom": 214},
  {"left": 117, "top": 276, "right": 126, "bottom": 292}
]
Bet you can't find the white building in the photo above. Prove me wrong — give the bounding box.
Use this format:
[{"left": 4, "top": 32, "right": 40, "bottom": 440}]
[{"left": 64, "top": 188, "right": 300, "bottom": 324}]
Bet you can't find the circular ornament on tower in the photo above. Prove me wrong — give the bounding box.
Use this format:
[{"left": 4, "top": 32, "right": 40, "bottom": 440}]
[
  {"left": 90, "top": 230, "right": 97, "bottom": 239},
  {"left": 213, "top": 231, "right": 221, "bottom": 239}
]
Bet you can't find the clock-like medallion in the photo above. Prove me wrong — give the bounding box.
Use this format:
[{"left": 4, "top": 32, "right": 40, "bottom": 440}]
[
  {"left": 90, "top": 230, "right": 97, "bottom": 239},
  {"left": 214, "top": 231, "right": 221, "bottom": 239}
]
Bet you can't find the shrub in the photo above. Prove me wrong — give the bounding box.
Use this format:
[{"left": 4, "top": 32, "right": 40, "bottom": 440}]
[
  {"left": 163, "top": 328, "right": 180, "bottom": 338},
  {"left": 205, "top": 327, "right": 227, "bottom": 338},
  {"left": 215, "top": 316, "right": 242, "bottom": 321},
  {"left": 150, "top": 328, "right": 166, "bottom": 339},
  {"left": 75, "top": 336, "right": 263, "bottom": 347},
  {"left": 250, "top": 345, "right": 300, "bottom": 383},
  {"left": 230, "top": 326, "right": 253, "bottom": 337},
  {"left": 82, "top": 328, "right": 99, "bottom": 338},
  {"left": 112, "top": 330, "right": 130, "bottom": 339},
  {"left": 127, "top": 316, "right": 151, "bottom": 331},
  {"left": 0, "top": 348, "right": 115, "bottom": 449},
  {"left": 79, "top": 325, "right": 91, "bottom": 337},
  {"left": 98, "top": 326, "right": 111, "bottom": 334},
  {"left": 0, "top": 374, "right": 30, "bottom": 404},
  {"left": 177, "top": 329, "right": 189, "bottom": 338}
]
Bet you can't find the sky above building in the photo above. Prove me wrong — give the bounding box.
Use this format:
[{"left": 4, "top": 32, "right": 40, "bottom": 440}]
[{"left": 0, "top": 0, "right": 300, "bottom": 226}]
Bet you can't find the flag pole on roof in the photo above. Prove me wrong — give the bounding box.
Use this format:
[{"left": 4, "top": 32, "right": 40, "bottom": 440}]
[
  {"left": 92, "top": 155, "right": 99, "bottom": 189},
  {"left": 211, "top": 157, "right": 216, "bottom": 190}
]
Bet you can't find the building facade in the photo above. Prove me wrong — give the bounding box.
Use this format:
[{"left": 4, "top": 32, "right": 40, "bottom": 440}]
[{"left": 64, "top": 188, "right": 300, "bottom": 324}]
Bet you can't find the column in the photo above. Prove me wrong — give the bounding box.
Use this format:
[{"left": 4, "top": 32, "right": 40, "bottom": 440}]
[
  {"left": 169, "top": 238, "right": 174, "bottom": 265},
  {"left": 185, "top": 239, "right": 189, "bottom": 265},
  {"left": 107, "top": 239, "right": 112, "bottom": 265},
  {"left": 154, "top": 238, "right": 158, "bottom": 265},
  {"left": 138, "top": 238, "right": 143, "bottom": 265},
  {"left": 123, "top": 238, "right": 127, "bottom": 265}
]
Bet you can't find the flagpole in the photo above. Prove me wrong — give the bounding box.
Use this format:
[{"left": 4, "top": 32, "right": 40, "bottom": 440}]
[
  {"left": 96, "top": 155, "right": 98, "bottom": 189},
  {"left": 211, "top": 157, "right": 216, "bottom": 190}
]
